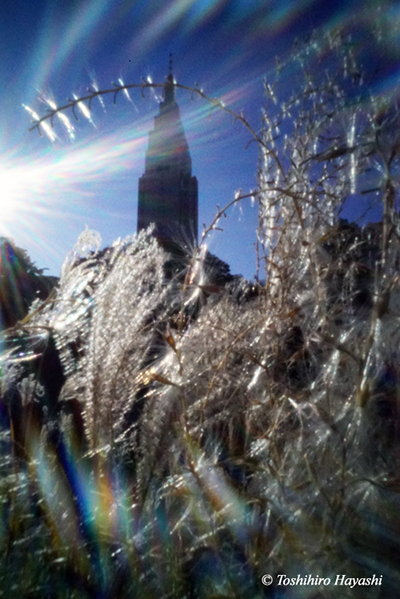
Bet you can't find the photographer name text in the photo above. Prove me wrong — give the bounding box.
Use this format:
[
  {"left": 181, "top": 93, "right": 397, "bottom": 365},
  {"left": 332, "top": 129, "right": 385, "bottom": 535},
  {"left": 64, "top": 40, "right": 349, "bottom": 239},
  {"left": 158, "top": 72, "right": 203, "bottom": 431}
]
[{"left": 275, "top": 574, "right": 382, "bottom": 588}]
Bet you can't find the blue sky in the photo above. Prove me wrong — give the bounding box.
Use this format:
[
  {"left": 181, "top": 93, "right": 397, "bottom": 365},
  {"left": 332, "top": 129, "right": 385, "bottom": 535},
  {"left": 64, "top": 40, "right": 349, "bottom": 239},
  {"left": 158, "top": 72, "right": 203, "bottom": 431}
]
[{"left": 0, "top": 0, "right": 399, "bottom": 279}]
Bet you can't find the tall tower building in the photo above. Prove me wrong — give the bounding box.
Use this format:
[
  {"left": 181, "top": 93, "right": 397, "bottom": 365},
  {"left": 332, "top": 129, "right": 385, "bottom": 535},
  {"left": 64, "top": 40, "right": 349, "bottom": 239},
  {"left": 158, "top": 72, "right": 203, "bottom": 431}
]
[{"left": 137, "top": 65, "right": 198, "bottom": 248}]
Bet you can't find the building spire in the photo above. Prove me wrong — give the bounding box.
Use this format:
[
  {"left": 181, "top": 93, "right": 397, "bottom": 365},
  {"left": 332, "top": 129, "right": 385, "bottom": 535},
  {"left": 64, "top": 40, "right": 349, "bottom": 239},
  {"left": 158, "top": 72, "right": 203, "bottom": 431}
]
[
  {"left": 164, "top": 53, "right": 175, "bottom": 105},
  {"left": 137, "top": 57, "right": 198, "bottom": 247}
]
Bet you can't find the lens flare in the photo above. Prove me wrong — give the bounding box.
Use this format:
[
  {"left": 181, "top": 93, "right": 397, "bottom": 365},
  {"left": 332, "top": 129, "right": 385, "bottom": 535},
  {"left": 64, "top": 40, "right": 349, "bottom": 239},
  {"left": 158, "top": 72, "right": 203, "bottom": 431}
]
[
  {"left": 72, "top": 93, "right": 96, "bottom": 125},
  {"left": 0, "top": 114, "right": 150, "bottom": 249},
  {"left": 44, "top": 96, "right": 76, "bottom": 140},
  {"left": 22, "top": 104, "right": 58, "bottom": 142},
  {"left": 89, "top": 74, "right": 106, "bottom": 111}
]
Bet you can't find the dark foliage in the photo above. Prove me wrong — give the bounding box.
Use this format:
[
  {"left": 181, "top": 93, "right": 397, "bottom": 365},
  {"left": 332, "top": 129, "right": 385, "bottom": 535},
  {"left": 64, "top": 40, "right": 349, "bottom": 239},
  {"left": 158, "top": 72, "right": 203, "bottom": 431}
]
[{"left": 0, "top": 237, "right": 57, "bottom": 329}]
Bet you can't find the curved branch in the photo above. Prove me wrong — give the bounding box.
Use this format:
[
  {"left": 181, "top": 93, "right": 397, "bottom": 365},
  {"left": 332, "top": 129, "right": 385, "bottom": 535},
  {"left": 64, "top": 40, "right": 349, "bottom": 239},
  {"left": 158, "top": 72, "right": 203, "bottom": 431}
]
[
  {"left": 28, "top": 82, "right": 268, "bottom": 149},
  {"left": 28, "top": 82, "right": 164, "bottom": 132},
  {"left": 28, "top": 79, "right": 286, "bottom": 179}
]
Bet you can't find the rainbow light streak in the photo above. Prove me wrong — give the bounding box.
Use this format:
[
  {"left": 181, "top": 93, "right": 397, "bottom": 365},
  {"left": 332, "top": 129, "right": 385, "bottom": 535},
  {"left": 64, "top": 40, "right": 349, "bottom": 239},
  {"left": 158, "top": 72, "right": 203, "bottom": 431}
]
[
  {"left": 23, "top": 1, "right": 117, "bottom": 101},
  {"left": 184, "top": 0, "right": 227, "bottom": 31},
  {"left": 29, "top": 432, "right": 146, "bottom": 581},
  {"left": 257, "top": 0, "right": 316, "bottom": 33},
  {"left": 196, "top": 460, "right": 251, "bottom": 545},
  {"left": 129, "top": 0, "right": 196, "bottom": 57},
  {"left": 48, "top": 1, "right": 115, "bottom": 79},
  {"left": 32, "top": 437, "right": 81, "bottom": 549},
  {"left": 175, "top": 78, "right": 259, "bottom": 152}
]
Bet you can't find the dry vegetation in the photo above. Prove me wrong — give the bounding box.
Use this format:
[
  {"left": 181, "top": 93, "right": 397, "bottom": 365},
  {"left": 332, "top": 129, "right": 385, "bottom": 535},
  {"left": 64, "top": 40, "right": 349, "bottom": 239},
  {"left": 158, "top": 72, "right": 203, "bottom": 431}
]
[{"left": 1, "top": 29, "right": 400, "bottom": 598}]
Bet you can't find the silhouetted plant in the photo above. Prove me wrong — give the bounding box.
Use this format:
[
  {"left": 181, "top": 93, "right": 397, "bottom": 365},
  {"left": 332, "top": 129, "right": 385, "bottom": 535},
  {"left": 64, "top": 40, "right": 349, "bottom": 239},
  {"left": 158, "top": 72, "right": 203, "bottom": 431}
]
[{"left": 0, "top": 237, "right": 57, "bottom": 328}]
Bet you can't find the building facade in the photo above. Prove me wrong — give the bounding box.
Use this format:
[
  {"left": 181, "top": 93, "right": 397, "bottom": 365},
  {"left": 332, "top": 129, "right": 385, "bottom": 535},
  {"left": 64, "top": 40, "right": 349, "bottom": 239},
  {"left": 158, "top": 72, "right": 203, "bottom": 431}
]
[{"left": 137, "top": 70, "right": 198, "bottom": 248}]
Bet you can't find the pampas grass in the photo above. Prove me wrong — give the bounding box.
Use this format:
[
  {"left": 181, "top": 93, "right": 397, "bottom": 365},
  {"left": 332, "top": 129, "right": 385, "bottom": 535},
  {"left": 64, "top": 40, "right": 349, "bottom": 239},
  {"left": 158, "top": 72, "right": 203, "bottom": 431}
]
[{"left": 1, "top": 27, "right": 400, "bottom": 598}]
